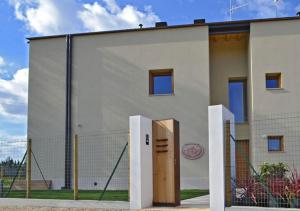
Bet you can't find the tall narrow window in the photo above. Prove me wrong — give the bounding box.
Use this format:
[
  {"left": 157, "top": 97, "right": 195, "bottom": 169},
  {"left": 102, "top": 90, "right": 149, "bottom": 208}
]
[
  {"left": 149, "top": 69, "right": 174, "bottom": 95},
  {"left": 229, "top": 79, "right": 247, "bottom": 123}
]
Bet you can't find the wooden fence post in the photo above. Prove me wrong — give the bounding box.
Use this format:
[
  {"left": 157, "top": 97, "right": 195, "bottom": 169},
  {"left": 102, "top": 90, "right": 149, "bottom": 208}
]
[
  {"left": 0, "top": 166, "right": 4, "bottom": 178},
  {"left": 225, "top": 121, "right": 232, "bottom": 207},
  {"left": 128, "top": 132, "right": 130, "bottom": 202},
  {"left": 73, "top": 134, "right": 79, "bottom": 200},
  {"left": 26, "top": 138, "right": 32, "bottom": 198}
]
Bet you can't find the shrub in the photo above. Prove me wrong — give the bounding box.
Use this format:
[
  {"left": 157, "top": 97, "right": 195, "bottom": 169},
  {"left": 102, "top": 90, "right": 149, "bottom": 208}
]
[
  {"left": 260, "top": 162, "right": 288, "bottom": 179},
  {"left": 285, "top": 168, "right": 300, "bottom": 206}
]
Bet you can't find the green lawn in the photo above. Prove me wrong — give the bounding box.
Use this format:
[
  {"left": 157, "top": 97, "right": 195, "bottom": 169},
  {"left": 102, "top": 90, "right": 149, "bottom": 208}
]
[
  {"left": 2, "top": 189, "right": 209, "bottom": 201},
  {"left": 180, "top": 189, "right": 209, "bottom": 200}
]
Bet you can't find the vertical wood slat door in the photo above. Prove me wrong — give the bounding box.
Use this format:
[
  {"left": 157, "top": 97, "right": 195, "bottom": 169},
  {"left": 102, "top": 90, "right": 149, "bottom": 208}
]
[
  {"left": 152, "top": 119, "right": 180, "bottom": 206},
  {"left": 235, "top": 140, "right": 250, "bottom": 187}
]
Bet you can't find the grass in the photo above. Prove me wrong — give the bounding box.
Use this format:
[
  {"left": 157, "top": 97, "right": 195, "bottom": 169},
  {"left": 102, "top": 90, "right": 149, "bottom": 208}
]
[
  {"left": 2, "top": 178, "right": 13, "bottom": 187},
  {"left": 180, "top": 189, "right": 209, "bottom": 200},
  {"left": 2, "top": 189, "right": 209, "bottom": 201}
]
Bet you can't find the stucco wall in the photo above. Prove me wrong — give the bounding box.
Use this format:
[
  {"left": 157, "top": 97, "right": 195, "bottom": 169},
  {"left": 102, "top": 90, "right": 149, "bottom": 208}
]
[
  {"left": 72, "top": 26, "right": 210, "bottom": 188},
  {"left": 249, "top": 19, "right": 300, "bottom": 170},
  {"left": 209, "top": 34, "right": 250, "bottom": 140},
  {"left": 28, "top": 38, "right": 67, "bottom": 188}
]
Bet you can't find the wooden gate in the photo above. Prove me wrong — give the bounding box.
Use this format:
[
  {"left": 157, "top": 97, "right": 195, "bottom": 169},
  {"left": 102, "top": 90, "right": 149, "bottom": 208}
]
[
  {"left": 235, "top": 139, "right": 250, "bottom": 187},
  {"left": 152, "top": 119, "right": 180, "bottom": 206}
]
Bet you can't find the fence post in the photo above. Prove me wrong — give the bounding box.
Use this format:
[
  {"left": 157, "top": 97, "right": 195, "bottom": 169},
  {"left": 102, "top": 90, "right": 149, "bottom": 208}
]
[
  {"left": 0, "top": 179, "right": 3, "bottom": 197},
  {"left": 26, "top": 138, "right": 32, "bottom": 198},
  {"left": 129, "top": 115, "right": 153, "bottom": 209},
  {"left": 128, "top": 133, "right": 130, "bottom": 202},
  {"left": 73, "top": 134, "right": 79, "bottom": 200},
  {"left": 225, "top": 121, "right": 232, "bottom": 207},
  {"left": 0, "top": 166, "right": 4, "bottom": 178},
  {"left": 209, "top": 105, "right": 235, "bottom": 211}
]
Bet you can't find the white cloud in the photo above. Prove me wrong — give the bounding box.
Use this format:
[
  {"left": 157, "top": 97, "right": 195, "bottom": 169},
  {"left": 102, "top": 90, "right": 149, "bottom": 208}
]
[
  {"left": 0, "top": 56, "right": 5, "bottom": 66},
  {"left": 236, "top": 0, "right": 288, "bottom": 18},
  {"left": 296, "top": 4, "right": 300, "bottom": 13},
  {"left": 9, "top": 0, "right": 160, "bottom": 35},
  {"left": 0, "top": 68, "right": 28, "bottom": 161},
  {"left": 78, "top": 1, "right": 160, "bottom": 31},
  {"left": 0, "top": 68, "right": 28, "bottom": 122},
  {"left": 10, "top": 0, "right": 81, "bottom": 35}
]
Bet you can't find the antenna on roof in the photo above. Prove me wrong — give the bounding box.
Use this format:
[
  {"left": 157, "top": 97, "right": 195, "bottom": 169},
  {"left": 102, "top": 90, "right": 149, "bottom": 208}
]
[
  {"left": 274, "top": 0, "right": 282, "bottom": 18},
  {"left": 229, "top": 0, "right": 249, "bottom": 21}
]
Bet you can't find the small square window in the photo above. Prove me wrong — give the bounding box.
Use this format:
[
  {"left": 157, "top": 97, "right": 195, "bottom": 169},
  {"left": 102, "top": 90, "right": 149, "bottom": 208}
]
[
  {"left": 266, "top": 73, "right": 282, "bottom": 89},
  {"left": 267, "top": 136, "right": 284, "bottom": 152},
  {"left": 149, "top": 69, "right": 174, "bottom": 95}
]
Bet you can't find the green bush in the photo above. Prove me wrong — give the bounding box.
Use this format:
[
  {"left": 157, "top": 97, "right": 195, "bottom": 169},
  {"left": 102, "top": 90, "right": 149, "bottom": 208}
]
[{"left": 260, "top": 162, "right": 288, "bottom": 178}]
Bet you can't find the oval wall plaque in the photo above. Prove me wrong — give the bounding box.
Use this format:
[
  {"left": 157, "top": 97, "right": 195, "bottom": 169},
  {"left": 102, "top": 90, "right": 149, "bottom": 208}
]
[{"left": 182, "top": 143, "right": 205, "bottom": 160}]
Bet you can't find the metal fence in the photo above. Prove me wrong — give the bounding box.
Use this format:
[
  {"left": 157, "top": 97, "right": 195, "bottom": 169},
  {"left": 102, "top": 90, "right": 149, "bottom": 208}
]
[
  {"left": 230, "top": 112, "right": 300, "bottom": 208},
  {"left": 0, "top": 131, "right": 129, "bottom": 201},
  {"left": 0, "top": 139, "right": 26, "bottom": 198}
]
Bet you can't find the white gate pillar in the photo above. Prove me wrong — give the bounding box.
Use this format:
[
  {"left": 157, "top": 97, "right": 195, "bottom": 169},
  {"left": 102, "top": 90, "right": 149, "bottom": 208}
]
[
  {"left": 129, "top": 115, "right": 153, "bottom": 209},
  {"left": 209, "top": 105, "right": 236, "bottom": 211}
]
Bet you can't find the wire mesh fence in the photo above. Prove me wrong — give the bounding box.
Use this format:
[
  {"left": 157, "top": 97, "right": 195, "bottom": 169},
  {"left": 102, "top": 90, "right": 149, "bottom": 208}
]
[
  {"left": 0, "top": 139, "right": 27, "bottom": 198},
  {"left": 231, "top": 112, "right": 300, "bottom": 208},
  {"left": 0, "top": 131, "right": 129, "bottom": 201},
  {"left": 77, "top": 132, "right": 129, "bottom": 200}
]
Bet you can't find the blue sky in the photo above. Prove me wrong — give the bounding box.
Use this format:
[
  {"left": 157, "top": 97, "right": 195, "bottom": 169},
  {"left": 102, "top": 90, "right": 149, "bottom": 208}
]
[{"left": 0, "top": 0, "right": 300, "bottom": 144}]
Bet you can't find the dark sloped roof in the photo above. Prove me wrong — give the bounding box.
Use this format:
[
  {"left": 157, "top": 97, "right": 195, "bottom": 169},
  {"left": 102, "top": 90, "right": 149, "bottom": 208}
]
[{"left": 27, "top": 16, "right": 300, "bottom": 41}]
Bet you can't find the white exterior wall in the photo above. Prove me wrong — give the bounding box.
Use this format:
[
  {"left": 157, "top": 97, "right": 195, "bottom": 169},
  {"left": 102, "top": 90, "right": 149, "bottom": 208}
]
[
  {"left": 28, "top": 26, "right": 210, "bottom": 189},
  {"left": 72, "top": 26, "right": 210, "bottom": 189},
  {"left": 27, "top": 18, "right": 300, "bottom": 191},
  {"left": 28, "top": 38, "right": 66, "bottom": 189},
  {"left": 249, "top": 20, "right": 300, "bottom": 170}
]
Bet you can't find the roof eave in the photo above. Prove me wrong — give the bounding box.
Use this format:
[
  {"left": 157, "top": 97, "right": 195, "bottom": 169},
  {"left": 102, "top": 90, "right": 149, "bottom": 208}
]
[{"left": 27, "top": 16, "right": 300, "bottom": 41}]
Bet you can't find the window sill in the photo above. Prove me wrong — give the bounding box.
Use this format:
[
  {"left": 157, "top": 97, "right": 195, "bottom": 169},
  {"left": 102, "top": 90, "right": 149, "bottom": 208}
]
[
  {"left": 266, "top": 88, "right": 284, "bottom": 90},
  {"left": 149, "top": 93, "right": 175, "bottom": 96},
  {"left": 268, "top": 151, "right": 285, "bottom": 153},
  {"left": 235, "top": 122, "right": 248, "bottom": 125}
]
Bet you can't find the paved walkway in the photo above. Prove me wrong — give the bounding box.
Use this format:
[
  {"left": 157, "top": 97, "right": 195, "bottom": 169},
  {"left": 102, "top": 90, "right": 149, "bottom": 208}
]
[
  {"left": 0, "top": 195, "right": 210, "bottom": 211},
  {"left": 148, "top": 195, "right": 210, "bottom": 211},
  {"left": 181, "top": 194, "right": 210, "bottom": 208}
]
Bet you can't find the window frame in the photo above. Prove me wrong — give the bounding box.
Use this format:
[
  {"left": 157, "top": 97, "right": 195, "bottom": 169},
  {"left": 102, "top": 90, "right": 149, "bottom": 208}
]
[
  {"left": 267, "top": 135, "right": 284, "bottom": 152},
  {"left": 228, "top": 77, "right": 248, "bottom": 123},
  {"left": 149, "top": 69, "right": 174, "bottom": 96},
  {"left": 265, "top": 73, "right": 282, "bottom": 89}
]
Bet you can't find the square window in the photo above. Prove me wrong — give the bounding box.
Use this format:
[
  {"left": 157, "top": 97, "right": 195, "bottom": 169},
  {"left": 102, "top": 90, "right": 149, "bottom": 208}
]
[
  {"left": 267, "top": 136, "right": 284, "bottom": 152},
  {"left": 266, "top": 73, "right": 282, "bottom": 89},
  {"left": 149, "top": 69, "right": 174, "bottom": 95}
]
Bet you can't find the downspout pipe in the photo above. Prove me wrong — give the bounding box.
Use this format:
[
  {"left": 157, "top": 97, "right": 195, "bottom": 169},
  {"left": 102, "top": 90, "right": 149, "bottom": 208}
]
[{"left": 65, "top": 34, "right": 72, "bottom": 189}]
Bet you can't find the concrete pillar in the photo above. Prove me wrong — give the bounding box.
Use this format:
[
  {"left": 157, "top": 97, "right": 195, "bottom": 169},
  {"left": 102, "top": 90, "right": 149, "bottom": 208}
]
[
  {"left": 129, "top": 115, "right": 153, "bottom": 209},
  {"left": 208, "top": 105, "right": 236, "bottom": 211}
]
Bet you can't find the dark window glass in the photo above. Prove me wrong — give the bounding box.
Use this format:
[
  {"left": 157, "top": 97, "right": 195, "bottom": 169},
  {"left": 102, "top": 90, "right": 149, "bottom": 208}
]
[
  {"left": 266, "top": 79, "right": 279, "bottom": 88},
  {"left": 266, "top": 73, "right": 281, "bottom": 89},
  {"left": 268, "top": 136, "right": 283, "bottom": 152},
  {"left": 149, "top": 70, "right": 173, "bottom": 95},
  {"left": 229, "top": 80, "right": 247, "bottom": 123},
  {"left": 153, "top": 75, "right": 172, "bottom": 95}
]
